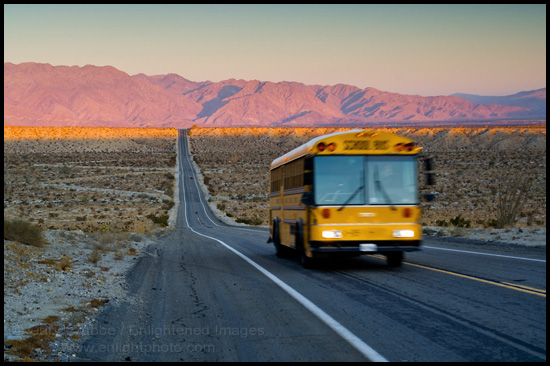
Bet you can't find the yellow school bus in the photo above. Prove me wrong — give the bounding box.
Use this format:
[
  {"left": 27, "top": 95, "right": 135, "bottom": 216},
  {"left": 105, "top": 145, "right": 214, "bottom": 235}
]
[{"left": 268, "top": 129, "right": 424, "bottom": 268}]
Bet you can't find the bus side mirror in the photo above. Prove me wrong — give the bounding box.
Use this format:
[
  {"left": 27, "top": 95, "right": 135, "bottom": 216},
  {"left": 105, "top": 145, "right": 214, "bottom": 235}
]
[
  {"left": 426, "top": 173, "right": 435, "bottom": 186},
  {"left": 423, "top": 158, "right": 435, "bottom": 186},
  {"left": 423, "top": 157, "right": 433, "bottom": 171},
  {"left": 301, "top": 191, "right": 315, "bottom": 206},
  {"left": 423, "top": 193, "right": 436, "bottom": 202}
]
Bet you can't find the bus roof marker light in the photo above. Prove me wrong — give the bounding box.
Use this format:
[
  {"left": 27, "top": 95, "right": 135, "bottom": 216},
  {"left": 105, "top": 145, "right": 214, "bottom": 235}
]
[
  {"left": 317, "top": 142, "right": 326, "bottom": 152},
  {"left": 327, "top": 143, "right": 336, "bottom": 152}
]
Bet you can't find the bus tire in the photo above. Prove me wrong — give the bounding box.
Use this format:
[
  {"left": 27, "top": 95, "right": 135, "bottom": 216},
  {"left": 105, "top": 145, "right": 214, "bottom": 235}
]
[
  {"left": 296, "top": 220, "right": 315, "bottom": 269},
  {"left": 273, "top": 219, "right": 290, "bottom": 258},
  {"left": 386, "top": 251, "right": 403, "bottom": 267}
]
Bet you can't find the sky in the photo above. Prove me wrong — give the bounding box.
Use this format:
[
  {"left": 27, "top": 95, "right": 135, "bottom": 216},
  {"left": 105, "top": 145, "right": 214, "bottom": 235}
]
[{"left": 4, "top": 4, "right": 546, "bottom": 96}]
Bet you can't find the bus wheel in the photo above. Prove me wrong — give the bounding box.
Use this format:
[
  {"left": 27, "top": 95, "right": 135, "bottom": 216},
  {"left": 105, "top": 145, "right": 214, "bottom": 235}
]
[
  {"left": 386, "top": 251, "right": 403, "bottom": 267},
  {"left": 296, "top": 220, "right": 314, "bottom": 269},
  {"left": 300, "top": 251, "right": 315, "bottom": 269},
  {"left": 273, "top": 219, "right": 289, "bottom": 258}
]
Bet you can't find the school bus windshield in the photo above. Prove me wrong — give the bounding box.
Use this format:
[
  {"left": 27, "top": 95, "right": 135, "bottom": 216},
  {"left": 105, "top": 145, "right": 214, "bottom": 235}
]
[{"left": 313, "top": 155, "right": 418, "bottom": 206}]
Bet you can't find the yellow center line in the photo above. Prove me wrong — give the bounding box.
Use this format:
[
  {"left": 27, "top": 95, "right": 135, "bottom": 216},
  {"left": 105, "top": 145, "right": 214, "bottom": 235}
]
[
  {"left": 502, "top": 282, "right": 547, "bottom": 294},
  {"left": 404, "top": 261, "right": 546, "bottom": 298}
]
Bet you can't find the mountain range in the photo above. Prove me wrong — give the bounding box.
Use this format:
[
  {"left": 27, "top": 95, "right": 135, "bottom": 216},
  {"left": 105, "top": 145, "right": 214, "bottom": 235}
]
[{"left": 4, "top": 62, "right": 546, "bottom": 128}]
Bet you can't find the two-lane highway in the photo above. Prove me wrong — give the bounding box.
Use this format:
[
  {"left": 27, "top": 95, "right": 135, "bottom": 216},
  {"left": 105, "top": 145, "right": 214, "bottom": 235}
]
[{"left": 77, "top": 130, "right": 545, "bottom": 362}]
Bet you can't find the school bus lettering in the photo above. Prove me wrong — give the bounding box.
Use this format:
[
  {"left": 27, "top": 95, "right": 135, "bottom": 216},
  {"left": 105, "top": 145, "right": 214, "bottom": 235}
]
[
  {"left": 373, "top": 140, "right": 389, "bottom": 150},
  {"left": 344, "top": 139, "right": 389, "bottom": 150},
  {"left": 344, "top": 140, "right": 369, "bottom": 150}
]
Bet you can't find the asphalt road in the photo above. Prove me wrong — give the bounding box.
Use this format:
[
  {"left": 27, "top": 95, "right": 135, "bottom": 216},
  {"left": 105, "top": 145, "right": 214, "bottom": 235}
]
[{"left": 77, "top": 130, "right": 546, "bottom": 362}]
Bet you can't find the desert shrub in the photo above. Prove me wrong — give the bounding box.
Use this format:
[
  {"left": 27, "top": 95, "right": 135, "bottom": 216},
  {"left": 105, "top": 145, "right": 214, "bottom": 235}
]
[
  {"left": 4, "top": 218, "right": 46, "bottom": 247},
  {"left": 88, "top": 248, "right": 102, "bottom": 265},
  {"left": 494, "top": 173, "right": 535, "bottom": 228},
  {"left": 146, "top": 213, "right": 169, "bottom": 227},
  {"left": 422, "top": 227, "right": 438, "bottom": 235},
  {"left": 168, "top": 155, "right": 177, "bottom": 166},
  {"left": 98, "top": 223, "right": 113, "bottom": 233},
  {"left": 235, "top": 217, "right": 263, "bottom": 226},
  {"left": 4, "top": 322, "right": 60, "bottom": 359},
  {"left": 162, "top": 199, "right": 175, "bottom": 211},
  {"left": 56, "top": 256, "right": 73, "bottom": 271},
  {"left": 58, "top": 165, "right": 71, "bottom": 175},
  {"left": 97, "top": 232, "right": 116, "bottom": 251},
  {"left": 435, "top": 215, "right": 471, "bottom": 228},
  {"left": 449, "top": 215, "right": 471, "bottom": 228}
]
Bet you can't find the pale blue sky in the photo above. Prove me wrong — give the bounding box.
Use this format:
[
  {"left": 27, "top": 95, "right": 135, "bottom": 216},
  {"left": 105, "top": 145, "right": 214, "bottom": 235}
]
[{"left": 4, "top": 4, "right": 546, "bottom": 96}]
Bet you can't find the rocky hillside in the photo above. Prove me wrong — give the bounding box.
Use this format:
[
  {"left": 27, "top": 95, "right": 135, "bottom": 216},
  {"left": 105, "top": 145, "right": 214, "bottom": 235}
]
[
  {"left": 4, "top": 63, "right": 201, "bottom": 127},
  {"left": 4, "top": 62, "right": 544, "bottom": 128}
]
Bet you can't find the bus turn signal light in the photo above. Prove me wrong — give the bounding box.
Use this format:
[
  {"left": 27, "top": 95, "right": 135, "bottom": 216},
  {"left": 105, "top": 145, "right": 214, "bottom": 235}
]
[
  {"left": 318, "top": 142, "right": 336, "bottom": 152},
  {"left": 395, "top": 142, "right": 416, "bottom": 152}
]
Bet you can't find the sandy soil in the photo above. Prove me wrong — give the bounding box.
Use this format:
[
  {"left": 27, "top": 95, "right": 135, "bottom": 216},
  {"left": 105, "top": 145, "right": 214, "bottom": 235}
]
[
  {"left": 4, "top": 126, "right": 178, "bottom": 233},
  {"left": 3, "top": 230, "right": 157, "bottom": 361}
]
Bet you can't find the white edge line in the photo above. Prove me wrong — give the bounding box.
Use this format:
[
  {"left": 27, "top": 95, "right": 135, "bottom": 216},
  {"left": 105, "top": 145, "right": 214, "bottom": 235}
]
[
  {"left": 423, "top": 246, "right": 546, "bottom": 263},
  {"left": 179, "top": 131, "right": 388, "bottom": 362},
  {"left": 191, "top": 228, "right": 388, "bottom": 362}
]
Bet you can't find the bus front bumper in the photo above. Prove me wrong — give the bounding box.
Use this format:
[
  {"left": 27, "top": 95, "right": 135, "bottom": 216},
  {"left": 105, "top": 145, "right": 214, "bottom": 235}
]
[{"left": 309, "top": 240, "right": 421, "bottom": 254}]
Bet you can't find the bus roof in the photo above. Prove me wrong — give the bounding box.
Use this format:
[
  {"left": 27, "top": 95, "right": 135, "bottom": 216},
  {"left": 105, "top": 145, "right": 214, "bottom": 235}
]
[{"left": 269, "top": 129, "right": 419, "bottom": 170}]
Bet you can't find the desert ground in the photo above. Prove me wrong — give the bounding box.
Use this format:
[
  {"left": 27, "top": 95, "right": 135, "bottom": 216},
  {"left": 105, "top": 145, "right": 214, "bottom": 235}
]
[
  {"left": 4, "top": 126, "right": 178, "bottom": 233},
  {"left": 3, "top": 125, "right": 546, "bottom": 361}
]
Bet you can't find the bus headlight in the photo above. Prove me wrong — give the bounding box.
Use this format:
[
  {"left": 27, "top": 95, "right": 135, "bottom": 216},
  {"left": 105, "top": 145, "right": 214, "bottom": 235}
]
[
  {"left": 322, "top": 230, "right": 342, "bottom": 239},
  {"left": 393, "top": 229, "right": 415, "bottom": 238}
]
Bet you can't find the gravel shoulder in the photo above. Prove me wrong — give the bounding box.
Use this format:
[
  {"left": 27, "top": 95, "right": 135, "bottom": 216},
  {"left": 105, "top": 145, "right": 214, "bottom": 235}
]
[
  {"left": 423, "top": 226, "right": 546, "bottom": 248},
  {"left": 3, "top": 230, "right": 161, "bottom": 361}
]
